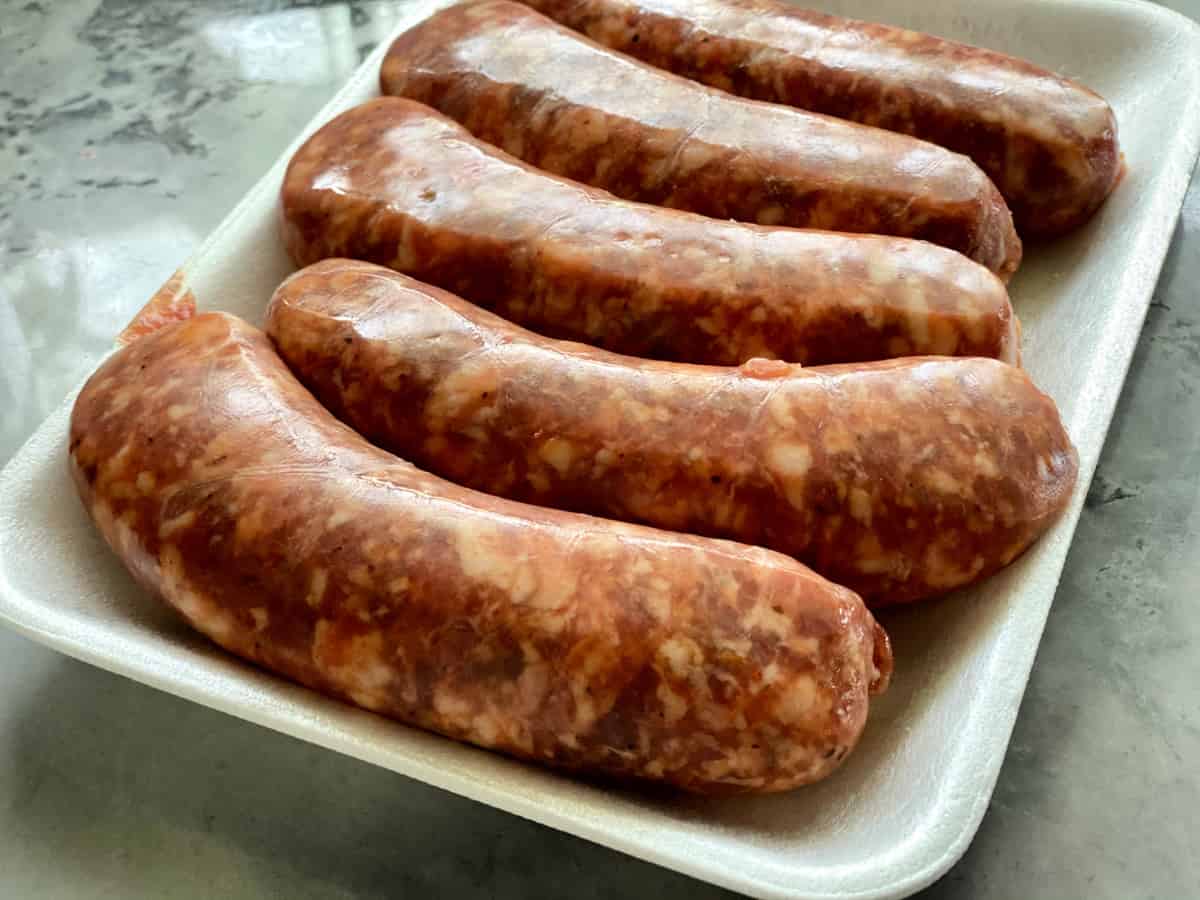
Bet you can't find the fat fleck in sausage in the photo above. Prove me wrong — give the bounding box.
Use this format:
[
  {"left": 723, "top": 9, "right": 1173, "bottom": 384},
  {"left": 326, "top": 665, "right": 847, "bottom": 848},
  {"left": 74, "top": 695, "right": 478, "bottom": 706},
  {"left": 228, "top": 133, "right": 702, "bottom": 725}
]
[
  {"left": 69, "top": 311, "right": 891, "bottom": 793},
  {"left": 521, "top": 0, "right": 1121, "bottom": 238},
  {"left": 282, "top": 97, "right": 1019, "bottom": 367},
  {"left": 380, "top": 0, "right": 1021, "bottom": 277},
  {"left": 266, "top": 260, "right": 1077, "bottom": 605}
]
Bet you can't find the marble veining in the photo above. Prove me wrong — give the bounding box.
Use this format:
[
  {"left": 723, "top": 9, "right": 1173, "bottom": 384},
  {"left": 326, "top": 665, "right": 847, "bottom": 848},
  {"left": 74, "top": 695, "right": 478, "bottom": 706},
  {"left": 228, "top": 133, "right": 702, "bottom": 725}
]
[
  {"left": 1, "top": 1, "right": 1198, "bottom": 898},
  {"left": 0, "top": 0, "right": 403, "bottom": 462}
]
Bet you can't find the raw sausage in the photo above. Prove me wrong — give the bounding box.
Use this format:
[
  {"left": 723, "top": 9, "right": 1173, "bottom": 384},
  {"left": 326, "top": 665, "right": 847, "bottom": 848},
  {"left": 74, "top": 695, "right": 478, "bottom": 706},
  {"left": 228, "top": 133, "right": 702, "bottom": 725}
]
[
  {"left": 521, "top": 0, "right": 1121, "bottom": 238},
  {"left": 283, "top": 97, "right": 1020, "bottom": 367},
  {"left": 380, "top": 0, "right": 1021, "bottom": 277},
  {"left": 266, "top": 260, "right": 1077, "bottom": 605},
  {"left": 69, "top": 310, "right": 891, "bottom": 793}
]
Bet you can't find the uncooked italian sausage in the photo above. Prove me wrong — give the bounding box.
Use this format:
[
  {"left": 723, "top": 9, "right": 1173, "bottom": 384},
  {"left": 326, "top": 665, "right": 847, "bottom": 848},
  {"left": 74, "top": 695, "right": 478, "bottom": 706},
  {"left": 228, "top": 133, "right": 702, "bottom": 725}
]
[
  {"left": 69, "top": 311, "right": 892, "bottom": 793},
  {"left": 521, "top": 0, "right": 1121, "bottom": 238},
  {"left": 282, "top": 98, "right": 1019, "bottom": 367},
  {"left": 380, "top": 0, "right": 1021, "bottom": 278},
  {"left": 266, "top": 260, "right": 1077, "bottom": 605}
]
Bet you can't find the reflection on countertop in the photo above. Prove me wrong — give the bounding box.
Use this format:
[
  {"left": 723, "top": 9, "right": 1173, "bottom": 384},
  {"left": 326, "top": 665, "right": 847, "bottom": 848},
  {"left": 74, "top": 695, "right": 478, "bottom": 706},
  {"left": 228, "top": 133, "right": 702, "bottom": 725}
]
[
  {"left": 1, "top": 2, "right": 1198, "bottom": 900},
  {"left": 0, "top": 0, "right": 410, "bottom": 462}
]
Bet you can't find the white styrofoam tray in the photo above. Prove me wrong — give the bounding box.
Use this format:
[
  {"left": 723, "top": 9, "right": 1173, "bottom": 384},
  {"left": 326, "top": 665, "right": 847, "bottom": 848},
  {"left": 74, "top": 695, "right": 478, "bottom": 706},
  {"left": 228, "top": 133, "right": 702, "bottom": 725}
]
[{"left": 3, "top": 1, "right": 1200, "bottom": 897}]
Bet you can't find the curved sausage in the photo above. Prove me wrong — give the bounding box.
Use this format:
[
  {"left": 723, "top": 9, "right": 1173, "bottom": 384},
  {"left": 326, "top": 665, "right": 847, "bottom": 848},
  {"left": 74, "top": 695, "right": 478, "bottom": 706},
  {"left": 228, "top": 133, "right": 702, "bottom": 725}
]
[
  {"left": 69, "top": 311, "right": 891, "bottom": 794},
  {"left": 266, "top": 260, "right": 1077, "bottom": 605},
  {"left": 380, "top": 0, "right": 1021, "bottom": 278},
  {"left": 283, "top": 97, "right": 1019, "bottom": 367},
  {"left": 521, "top": 0, "right": 1121, "bottom": 238}
]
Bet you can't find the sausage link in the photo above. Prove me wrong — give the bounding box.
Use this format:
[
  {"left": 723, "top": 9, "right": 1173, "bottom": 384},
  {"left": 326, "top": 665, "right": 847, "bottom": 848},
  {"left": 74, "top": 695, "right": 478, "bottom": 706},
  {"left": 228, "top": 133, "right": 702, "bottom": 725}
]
[
  {"left": 521, "top": 0, "right": 1121, "bottom": 238},
  {"left": 380, "top": 0, "right": 1020, "bottom": 278},
  {"left": 69, "top": 311, "right": 891, "bottom": 794},
  {"left": 283, "top": 97, "right": 1019, "bottom": 367},
  {"left": 266, "top": 260, "right": 1077, "bottom": 605}
]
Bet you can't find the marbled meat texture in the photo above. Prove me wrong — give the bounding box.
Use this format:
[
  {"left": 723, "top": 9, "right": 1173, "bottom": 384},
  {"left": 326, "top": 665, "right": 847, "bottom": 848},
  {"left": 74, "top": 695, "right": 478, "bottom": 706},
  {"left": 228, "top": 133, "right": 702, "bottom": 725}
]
[
  {"left": 282, "top": 97, "right": 1020, "bottom": 367},
  {"left": 69, "top": 311, "right": 892, "bottom": 794},
  {"left": 267, "top": 260, "right": 1078, "bottom": 605},
  {"left": 520, "top": 0, "right": 1122, "bottom": 238},
  {"left": 381, "top": 0, "right": 1021, "bottom": 277}
]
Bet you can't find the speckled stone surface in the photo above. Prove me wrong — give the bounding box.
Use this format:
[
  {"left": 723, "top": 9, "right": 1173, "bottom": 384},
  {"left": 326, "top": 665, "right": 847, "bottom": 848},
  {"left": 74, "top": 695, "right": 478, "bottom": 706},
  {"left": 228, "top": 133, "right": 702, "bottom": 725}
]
[{"left": 1, "top": 2, "right": 1198, "bottom": 898}]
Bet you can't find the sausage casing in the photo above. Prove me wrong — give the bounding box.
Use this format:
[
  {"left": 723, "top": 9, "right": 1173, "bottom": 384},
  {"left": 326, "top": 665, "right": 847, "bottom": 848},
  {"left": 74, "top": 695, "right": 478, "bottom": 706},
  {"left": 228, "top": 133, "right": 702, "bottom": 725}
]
[
  {"left": 69, "top": 311, "right": 891, "bottom": 793},
  {"left": 267, "top": 260, "right": 1077, "bottom": 605},
  {"left": 522, "top": 0, "right": 1121, "bottom": 238},
  {"left": 282, "top": 97, "right": 1019, "bottom": 367},
  {"left": 380, "top": 0, "right": 1021, "bottom": 277}
]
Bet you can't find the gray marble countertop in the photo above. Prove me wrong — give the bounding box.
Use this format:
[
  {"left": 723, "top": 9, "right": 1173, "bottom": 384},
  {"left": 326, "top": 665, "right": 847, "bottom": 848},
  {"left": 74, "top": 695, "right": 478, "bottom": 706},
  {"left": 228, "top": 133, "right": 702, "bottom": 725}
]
[{"left": 2, "top": 2, "right": 1197, "bottom": 897}]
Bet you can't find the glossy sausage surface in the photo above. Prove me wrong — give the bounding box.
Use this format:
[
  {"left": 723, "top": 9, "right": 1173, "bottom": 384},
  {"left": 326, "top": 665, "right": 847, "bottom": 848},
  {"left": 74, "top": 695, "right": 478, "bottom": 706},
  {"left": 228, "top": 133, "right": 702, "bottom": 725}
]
[
  {"left": 522, "top": 0, "right": 1121, "bottom": 238},
  {"left": 69, "top": 311, "right": 891, "bottom": 794},
  {"left": 267, "top": 260, "right": 1077, "bottom": 605},
  {"left": 283, "top": 97, "right": 1019, "bottom": 367},
  {"left": 381, "top": 0, "right": 1020, "bottom": 277}
]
